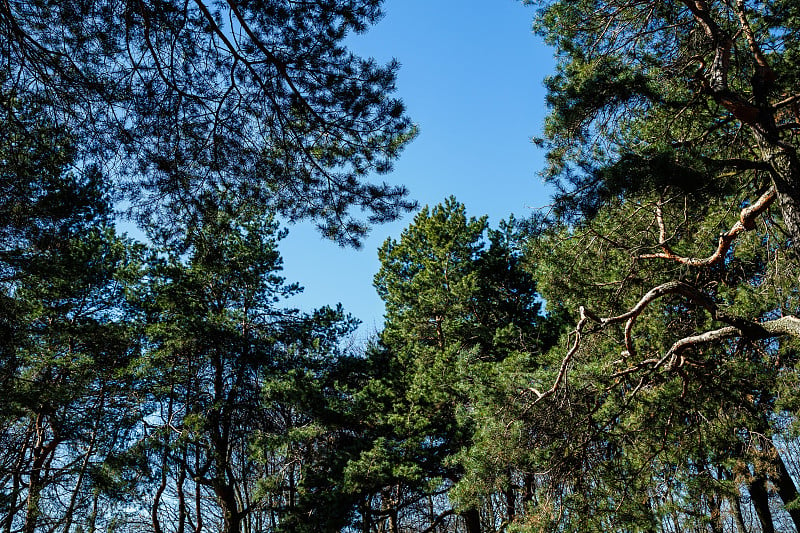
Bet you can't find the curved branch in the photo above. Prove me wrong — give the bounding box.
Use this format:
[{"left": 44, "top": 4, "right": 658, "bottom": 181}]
[
  {"left": 222, "top": 0, "right": 328, "bottom": 128},
  {"left": 533, "top": 274, "right": 799, "bottom": 403},
  {"left": 533, "top": 281, "right": 713, "bottom": 403},
  {"left": 679, "top": 0, "right": 764, "bottom": 124},
  {"left": 531, "top": 306, "right": 594, "bottom": 404},
  {"left": 638, "top": 186, "right": 776, "bottom": 266},
  {"left": 613, "top": 315, "right": 800, "bottom": 378},
  {"left": 733, "top": 0, "right": 776, "bottom": 101}
]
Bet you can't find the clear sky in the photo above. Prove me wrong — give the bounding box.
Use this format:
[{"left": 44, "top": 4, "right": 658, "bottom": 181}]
[{"left": 279, "top": 0, "right": 556, "bottom": 339}]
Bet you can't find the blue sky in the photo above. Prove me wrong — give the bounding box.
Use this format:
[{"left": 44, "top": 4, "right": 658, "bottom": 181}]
[{"left": 279, "top": 0, "right": 556, "bottom": 338}]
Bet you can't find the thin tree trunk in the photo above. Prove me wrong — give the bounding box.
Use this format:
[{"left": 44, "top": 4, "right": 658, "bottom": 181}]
[
  {"left": 731, "top": 492, "right": 748, "bottom": 533},
  {"left": 23, "top": 415, "right": 59, "bottom": 533},
  {"left": 382, "top": 487, "right": 398, "bottom": 533},
  {"left": 505, "top": 481, "right": 516, "bottom": 522},
  {"left": 772, "top": 450, "right": 800, "bottom": 532},
  {"left": 152, "top": 444, "right": 169, "bottom": 533},
  {"left": 4, "top": 424, "right": 34, "bottom": 533},
  {"left": 62, "top": 429, "right": 97, "bottom": 533},
  {"left": 153, "top": 391, "right": 175, "bottom": 533},
  {"left": 361, "top": 497, "right": 372, "bottom": 533},
  {"left": 707, "top": 492, "right": 724, "bottom": 533},
  {"left": 216, "top": 480, "right": 244, "bottom": 533},
  {"left": 523, "top": 472, "right": 535, "bottom": 507},
  {"left": 177, "top": 446, "right": 187, "bottom": 533},
  {"left": 748, "top": 474, "right": 775, "bottom": 533},
  {"left": 194, "top": 449, "right": 204, "bottom": 533},
  {"left": 88, "top": 488, "right": 99, "bottom": 533}
]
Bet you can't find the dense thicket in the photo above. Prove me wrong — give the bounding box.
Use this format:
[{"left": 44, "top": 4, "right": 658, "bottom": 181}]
[{"left": 139, "top": 206, "right": 362, "bottom": 533}]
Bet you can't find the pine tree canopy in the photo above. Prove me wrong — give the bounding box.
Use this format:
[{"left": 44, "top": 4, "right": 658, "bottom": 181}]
[
  {"left": 9, "top": 0, "right": 800, "bottom": 531},
  {"left": 0, "top": 0, "right": 416, "bottom": 245},
  {"left": 519, "top": 0, "right": 800, "bottom": 529}
]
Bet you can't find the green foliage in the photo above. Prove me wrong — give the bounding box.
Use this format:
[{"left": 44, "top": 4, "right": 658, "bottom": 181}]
[
  {"left": 11, "top": 0, "right": 800, "bottom": 531},
  {"left": 2, "top": 0, "right": 417, "bottom": 245},
  {"left": 347, "top": 197, "right": 559, "bottom": 531},
  {"left": 518, "top": 0, "right": 800, "bottom": 529},
  {"left": 140, "top": 200, "right": 363, "bottom": 532},
  {"left": 0, "top": 95, "right": 145, "bottom": 532},
  {"left": 520, "top": 184, "right": 800, "bottom": 528}
]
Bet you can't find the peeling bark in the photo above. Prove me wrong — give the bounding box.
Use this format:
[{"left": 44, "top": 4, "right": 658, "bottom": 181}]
[{"left": 763, "top": 145, "right": 800, "bottom": 249}]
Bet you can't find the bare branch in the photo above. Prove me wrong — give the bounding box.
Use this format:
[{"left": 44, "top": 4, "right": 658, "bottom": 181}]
[
  {"left": 638, "top": 186, "right": 776, "bottom": 266},
  {"left": 534, "top": 273, "right": 800, "bottom": 403},
  {"left": 733, "top": 0, "right": 776, "bottom": 101},
  {"left": 613, "top": 315, "right": 800, "bottom": 378},
  {"left": 532, "top": 306, "right": 594, "bottom": 404}
]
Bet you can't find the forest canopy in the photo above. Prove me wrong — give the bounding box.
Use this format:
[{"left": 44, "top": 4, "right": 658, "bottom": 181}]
[
  {"left": 522, "top": 0, "right": 800, "bottom": 530},
  {"left": 1, "top": 0, "right": 416, "bottom": 246},
  {"left": 4, "top": 0, "right": 800, "bottom": 532}
]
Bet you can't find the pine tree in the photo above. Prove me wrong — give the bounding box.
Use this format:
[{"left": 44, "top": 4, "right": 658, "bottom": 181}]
[
  {"left": 362, "top": 198, "right": 554, "bottom": 532},
  {"left": 140, "top": 201, "right": 359, "bottom": 533},
  {"left": 1, "top": 0, "right": 416, "bottom": 245},
  {"left": 519, "top": 0, "right": 800, "bottom": 529},
  {"left": 0, "top": 96, "right": 144, "bottom": 532}
]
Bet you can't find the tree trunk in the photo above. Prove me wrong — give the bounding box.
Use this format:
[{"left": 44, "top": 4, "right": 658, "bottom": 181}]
[
  {"left": 756, "top": 136, "right": 800, "bottom": 251},
  {"left": 4, "top": 425, "right": 33, "bottom": 533},
  {"left": 387, "top": 507, "right": 399, "bottom": 533},
  {"left": 360, "top": 498, "right": 372, "bottom": 533},
  {"left": 730, "top": 492, "right": 748, "bottom": 533},
  {"left": 462, "top": 508, "right": 481, "bottom": 533},
  {"left": 177, "top": 447, "right": 188, "bottom": 533},
  {"left": 748, "top": 474, "right": 775, "bottom": 533},
  {"left": 152, "top": 443, "right": 169, "bottom": 533},
  {"left": 88, "top": 488, "right": 99, "bottom": 533},
  {"left": 23, "top": 417, "right": 59, "bottom": 533},
  {"left": 215, "top": 479, "right": 244, "bottom": 533},
  {"left": 523, "top": 472, "right": 535, "bottom": 507},
  {"left": 63, "top": 432, "right": 97, "bottom": 533},
  {"left": 772, "top": 450, "right": 800, "bottom": 532},
  {"left": 23, "top": 476, "right": 43, "bottom": 533},
  {"left": 505, "top": 470, "right": 516, "bottom": 522},
  {"left": 194, "top": 450, "right": 204, "bottom": 533},
  {"left": 381, "top": 487, "right": 398, "bottom": 533},
  {"left": 771, "top": 176, "right": 800, "bottom": 250},
  {"left": 707, "top": 493, "right": 724, "bottom": 533}
]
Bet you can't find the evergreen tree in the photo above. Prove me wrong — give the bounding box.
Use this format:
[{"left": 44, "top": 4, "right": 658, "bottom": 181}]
[
  {"left": 359, "top": 198, "right": 554, "bottom": 532},
  {"left": 519, "top": 0, "right": 800, "bottom": 529},
  {"left": 1, "top": 0, "right": 416, "bottom": 245},
  {"left": 140, "top": 201, "right": 359, "bottom": 533},
  {"left": 0, "top": 96, "right": 144, "bottom": 532}
]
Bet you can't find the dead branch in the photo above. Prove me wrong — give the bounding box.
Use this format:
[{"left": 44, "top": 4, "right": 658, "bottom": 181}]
[{"left": 531, "top": 306, "right": 593, "bottom": 404}]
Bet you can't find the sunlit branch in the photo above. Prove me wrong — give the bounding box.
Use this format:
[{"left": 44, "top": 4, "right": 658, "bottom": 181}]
[
  {"left": 529, "top": 305, "right": 594, "bottom": 404},
  {"left": 613, "top": 315, "right": 800, "bottom": 379},
  {"left": 532, "top": 275, "right": 800, "bottom": 403},
  {"left": 638, "top": 186, "right": 776, "bottom": 266}
]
